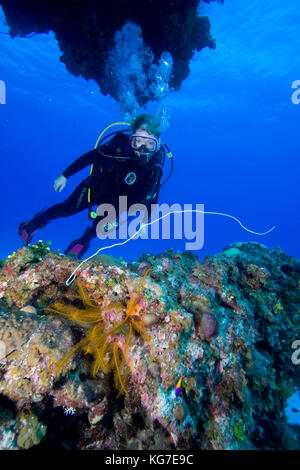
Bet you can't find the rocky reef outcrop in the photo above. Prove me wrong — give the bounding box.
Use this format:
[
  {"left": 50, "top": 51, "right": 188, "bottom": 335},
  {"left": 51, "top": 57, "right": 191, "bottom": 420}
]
[
  {"left": 0, "top": 0, "right": 219, "bottom": 110},
  {"left": 0, "top": 241, "right": 299, "bottom": 450}
]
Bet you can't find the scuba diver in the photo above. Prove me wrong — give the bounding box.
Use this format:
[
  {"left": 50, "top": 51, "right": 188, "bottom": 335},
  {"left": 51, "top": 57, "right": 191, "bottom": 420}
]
[{"left": 18, "top": 113, "right": 173, "bottom": 259}]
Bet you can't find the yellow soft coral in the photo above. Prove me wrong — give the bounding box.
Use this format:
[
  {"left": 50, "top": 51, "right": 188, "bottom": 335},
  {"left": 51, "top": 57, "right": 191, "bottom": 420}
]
[{"left": 45, "top": 267, "right": 152, "bottom": 395}]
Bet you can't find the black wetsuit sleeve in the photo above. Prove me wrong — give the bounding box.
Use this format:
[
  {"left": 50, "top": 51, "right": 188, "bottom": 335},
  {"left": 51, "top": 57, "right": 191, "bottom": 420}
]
[{"left": 62, "top": 149, "right": 100, "bottom": 178}]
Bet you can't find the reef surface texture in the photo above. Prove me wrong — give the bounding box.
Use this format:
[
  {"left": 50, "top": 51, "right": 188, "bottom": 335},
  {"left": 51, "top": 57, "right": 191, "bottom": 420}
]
[
  {"left": 0, "top": 0, "right": 218, "bottom": 107},
  {"left": 0, "top": 241, "right": 299, "bottom": 450}
]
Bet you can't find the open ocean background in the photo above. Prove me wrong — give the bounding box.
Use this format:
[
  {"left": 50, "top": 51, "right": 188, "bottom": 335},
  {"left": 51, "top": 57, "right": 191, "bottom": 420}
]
[{"left": 0, "top": 0, "right": 299, "bottom": 426}]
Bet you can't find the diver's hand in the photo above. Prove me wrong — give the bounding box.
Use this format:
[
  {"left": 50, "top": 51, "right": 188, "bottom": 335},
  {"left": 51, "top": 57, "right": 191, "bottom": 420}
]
[{"left": 54, "top": 174, "right": 67, "bottom": 192}]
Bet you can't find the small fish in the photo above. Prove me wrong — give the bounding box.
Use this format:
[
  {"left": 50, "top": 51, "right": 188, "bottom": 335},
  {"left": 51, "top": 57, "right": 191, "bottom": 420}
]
[
  {"left": 175, "top": 377, "right": 182, "bottom": 397},
  {"left": 292, "top": 408, "right": 299, "bottom": 413}
]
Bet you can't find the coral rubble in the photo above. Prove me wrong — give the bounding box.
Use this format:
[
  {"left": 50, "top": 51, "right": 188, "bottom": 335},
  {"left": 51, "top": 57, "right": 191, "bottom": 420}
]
[{"left": 0, "top": 241, "right": 299, "bottom": 450}]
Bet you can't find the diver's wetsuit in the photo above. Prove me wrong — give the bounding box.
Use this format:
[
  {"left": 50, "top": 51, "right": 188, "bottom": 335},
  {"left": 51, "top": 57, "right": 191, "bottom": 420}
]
[
  {"left": 45, "top": 132, "right": 163, "bottom": 218},
  {"left": 22, "top": 132, "right": 164, "bottom": 255}
]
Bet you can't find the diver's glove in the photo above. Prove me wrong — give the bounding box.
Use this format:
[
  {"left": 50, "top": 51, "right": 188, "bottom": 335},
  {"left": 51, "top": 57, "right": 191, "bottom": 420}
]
[{"left": 54, "top": 174, "right": 67, "bottom": 192}]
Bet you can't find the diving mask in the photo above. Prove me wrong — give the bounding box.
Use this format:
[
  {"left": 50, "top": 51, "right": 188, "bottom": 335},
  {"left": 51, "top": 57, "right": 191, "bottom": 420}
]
[{"left": 130, "top": 134, "right": 159, "bottom": 154}]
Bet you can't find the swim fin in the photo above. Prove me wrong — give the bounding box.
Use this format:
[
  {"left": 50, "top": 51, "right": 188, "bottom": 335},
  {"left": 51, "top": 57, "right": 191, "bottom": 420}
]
[{"left": 18, "top": 208, "right": 49, "bottom": 245}]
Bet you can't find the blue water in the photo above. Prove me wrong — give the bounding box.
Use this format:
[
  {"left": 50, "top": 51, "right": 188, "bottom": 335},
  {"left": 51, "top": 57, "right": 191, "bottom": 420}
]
[
  {"left": 0, "top": 1, "right": 299, "bottom": 263},
  {"left": 0, "top": 0, "right": 299, "bottom": 425}
]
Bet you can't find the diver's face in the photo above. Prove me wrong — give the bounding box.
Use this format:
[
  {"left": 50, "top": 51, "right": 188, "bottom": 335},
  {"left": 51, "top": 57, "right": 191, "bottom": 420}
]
[{"left": 130, "top": 128, "right": 158, "bottom": 157}]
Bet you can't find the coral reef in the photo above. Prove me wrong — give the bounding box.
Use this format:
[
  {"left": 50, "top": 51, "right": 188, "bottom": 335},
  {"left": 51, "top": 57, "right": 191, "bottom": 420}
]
[
  {"left": 0, "top": 0, "right": 219, "bottom": 110},
  {"left": 0, "top": 241, "right": 299, "bottom": 450},
  {"left": 44, "top": 267, "right": 154, "bottom": 396}
]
